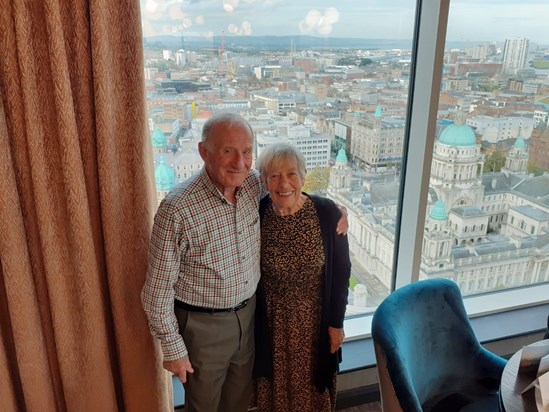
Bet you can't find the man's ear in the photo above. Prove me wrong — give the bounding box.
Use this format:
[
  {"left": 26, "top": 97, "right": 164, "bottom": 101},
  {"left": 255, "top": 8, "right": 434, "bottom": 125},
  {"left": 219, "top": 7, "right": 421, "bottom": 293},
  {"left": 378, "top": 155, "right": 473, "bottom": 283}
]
[{"left": 198, "top": 142, "right": 207, "bottom": 162}]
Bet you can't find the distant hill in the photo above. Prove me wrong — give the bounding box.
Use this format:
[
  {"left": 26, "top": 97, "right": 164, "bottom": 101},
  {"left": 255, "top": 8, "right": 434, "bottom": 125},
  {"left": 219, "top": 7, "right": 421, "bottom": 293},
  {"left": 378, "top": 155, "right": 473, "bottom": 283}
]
[
  {"left": 144, "top": 35, "right": 549, "bottom": 53},
  {"left": 144, "top": 35, "right": 416, "bottom": 51}
]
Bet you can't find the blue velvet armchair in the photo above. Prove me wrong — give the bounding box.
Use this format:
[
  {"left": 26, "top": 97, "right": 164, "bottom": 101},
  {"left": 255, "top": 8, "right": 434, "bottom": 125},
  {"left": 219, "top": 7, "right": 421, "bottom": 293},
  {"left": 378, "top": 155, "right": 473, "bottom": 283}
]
[{"left": 371, "top": 278, "right": 507, "bottom": 412}]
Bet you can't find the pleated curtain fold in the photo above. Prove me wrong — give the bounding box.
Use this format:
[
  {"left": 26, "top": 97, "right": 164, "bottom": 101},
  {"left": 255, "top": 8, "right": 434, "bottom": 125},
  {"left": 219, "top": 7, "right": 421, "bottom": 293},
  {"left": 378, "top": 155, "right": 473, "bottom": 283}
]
[{"left": 0, "top": 0, "right": 171, "bottom": 410}]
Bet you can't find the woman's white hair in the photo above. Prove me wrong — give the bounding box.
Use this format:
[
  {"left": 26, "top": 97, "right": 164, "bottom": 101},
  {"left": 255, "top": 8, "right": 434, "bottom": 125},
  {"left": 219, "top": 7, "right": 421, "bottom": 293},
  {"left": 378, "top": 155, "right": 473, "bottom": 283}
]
[{"left": 256, "top": 142, "right": 307, "bottom": 179}]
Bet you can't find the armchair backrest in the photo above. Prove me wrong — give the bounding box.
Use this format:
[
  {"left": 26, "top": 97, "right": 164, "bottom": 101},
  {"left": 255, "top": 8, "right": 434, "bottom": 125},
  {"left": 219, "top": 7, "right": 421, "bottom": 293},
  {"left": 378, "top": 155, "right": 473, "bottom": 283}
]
[{"left": 371, "top": 279, "right": 486, "bottom": 411}]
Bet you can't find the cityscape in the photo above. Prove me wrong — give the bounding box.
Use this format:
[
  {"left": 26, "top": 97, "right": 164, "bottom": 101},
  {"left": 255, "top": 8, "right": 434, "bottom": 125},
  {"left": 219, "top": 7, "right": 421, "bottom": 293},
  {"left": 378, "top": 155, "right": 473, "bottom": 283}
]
[{"left": 142, "top": 4, "right": 549, "bottom": 315}]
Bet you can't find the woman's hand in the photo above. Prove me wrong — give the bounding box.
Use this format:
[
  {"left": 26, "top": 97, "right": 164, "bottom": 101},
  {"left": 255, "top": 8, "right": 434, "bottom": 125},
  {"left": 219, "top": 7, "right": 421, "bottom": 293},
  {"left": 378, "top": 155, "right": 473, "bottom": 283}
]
[
  {"left": 328, "top": 327, "right": 345, "bottom": 353},
  {"left": 336, "top": 205, "right": 348, "bottom": 235}
]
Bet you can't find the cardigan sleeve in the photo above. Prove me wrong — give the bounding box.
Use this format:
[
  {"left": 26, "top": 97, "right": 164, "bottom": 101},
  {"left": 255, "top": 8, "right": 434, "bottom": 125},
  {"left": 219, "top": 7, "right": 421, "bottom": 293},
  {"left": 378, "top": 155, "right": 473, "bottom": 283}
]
[
  {"left": 327, "top": 206, "right": 351, "bottom": 328},
  {"left": 310, "top": 195, "right": 351, "bottom": 328}
]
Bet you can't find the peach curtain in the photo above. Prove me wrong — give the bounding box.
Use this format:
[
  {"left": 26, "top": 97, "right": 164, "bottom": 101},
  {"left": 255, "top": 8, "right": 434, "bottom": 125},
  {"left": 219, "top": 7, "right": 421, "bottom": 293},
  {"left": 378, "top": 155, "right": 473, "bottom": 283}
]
[{"left": 0, "top": 0, "right": 171, "bottom": 411}]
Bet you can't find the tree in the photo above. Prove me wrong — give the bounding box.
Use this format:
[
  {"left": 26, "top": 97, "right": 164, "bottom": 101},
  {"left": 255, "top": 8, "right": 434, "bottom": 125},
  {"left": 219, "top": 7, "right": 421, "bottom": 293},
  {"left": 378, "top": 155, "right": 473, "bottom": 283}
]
[
  {"left": 359, "top": 58, "right": 373, "bottom": 67},
  {"left": 483, "top": 151, "right": 505, "bottom": 173},
  {"left": 303, "top": 166, "right": 331, "bottom": 194},
  {"left": 528, "top": 161, "right": 546, "bottom": 176},
  {"left": 337, "top": 57, "right": 357, "bottom": 66}
]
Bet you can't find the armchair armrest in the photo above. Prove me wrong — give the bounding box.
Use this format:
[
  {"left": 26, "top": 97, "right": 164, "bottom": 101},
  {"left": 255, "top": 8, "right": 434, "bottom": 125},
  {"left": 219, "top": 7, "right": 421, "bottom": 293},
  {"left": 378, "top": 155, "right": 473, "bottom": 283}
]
[{"left": 474, "top": 348, "right": 507, "bottom": 389}]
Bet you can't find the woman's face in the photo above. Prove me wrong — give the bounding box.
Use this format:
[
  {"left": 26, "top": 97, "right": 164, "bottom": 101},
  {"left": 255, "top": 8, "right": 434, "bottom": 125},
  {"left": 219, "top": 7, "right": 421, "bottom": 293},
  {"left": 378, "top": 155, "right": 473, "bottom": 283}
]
[{"left": 264, "top": 157, "right": 305, "bottom": 215}]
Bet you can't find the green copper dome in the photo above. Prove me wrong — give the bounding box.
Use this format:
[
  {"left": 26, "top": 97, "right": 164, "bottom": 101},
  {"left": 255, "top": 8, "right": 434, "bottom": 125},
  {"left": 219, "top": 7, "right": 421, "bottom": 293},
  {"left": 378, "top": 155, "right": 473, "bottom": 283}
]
[
  {"left": 336, "top": 148, "right": 348, "bottom": 163},
  {"left": 374, "top": 105, "right": 382, "bottom": 118},
  {"left": 514, "top": 136, "right": 526, "bottom": 149},
  {"left": 152, "top": 127, "right": 167, "bottom": 148},
  {"left": 430, "top": 200, "right": 448, "bottom": 220},
  {"left": 155, "top": 157, "right": 176, "bottom": 190},
  {"left": 438, "top": 124, "right": 476, "bottom": 147}
]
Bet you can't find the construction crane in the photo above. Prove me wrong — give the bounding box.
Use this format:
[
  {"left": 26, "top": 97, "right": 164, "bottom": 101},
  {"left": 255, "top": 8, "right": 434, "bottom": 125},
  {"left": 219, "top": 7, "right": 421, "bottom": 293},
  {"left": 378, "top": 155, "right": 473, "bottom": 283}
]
[{"left": 218, "top": 31, "right": 225, "bottom": 98}]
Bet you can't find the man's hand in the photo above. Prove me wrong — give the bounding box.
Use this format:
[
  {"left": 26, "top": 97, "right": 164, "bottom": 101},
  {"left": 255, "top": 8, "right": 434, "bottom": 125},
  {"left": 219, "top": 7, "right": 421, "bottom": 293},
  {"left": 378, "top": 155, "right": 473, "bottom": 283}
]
[
  {"left": 163, "top": 356, "right": 194, "bottom": 383},
  {"left": 328, "top": 327, "right": 345, "bottom": 353},
  {"left": 336, "top": 205, "right": 349, "bottom": 235}
]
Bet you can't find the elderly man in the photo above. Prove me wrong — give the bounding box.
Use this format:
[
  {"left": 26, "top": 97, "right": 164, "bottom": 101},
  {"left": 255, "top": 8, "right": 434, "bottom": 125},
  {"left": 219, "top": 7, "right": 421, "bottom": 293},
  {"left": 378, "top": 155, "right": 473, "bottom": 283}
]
[{"left": 142, "top": 112, "right": 346, "bottom": 412}]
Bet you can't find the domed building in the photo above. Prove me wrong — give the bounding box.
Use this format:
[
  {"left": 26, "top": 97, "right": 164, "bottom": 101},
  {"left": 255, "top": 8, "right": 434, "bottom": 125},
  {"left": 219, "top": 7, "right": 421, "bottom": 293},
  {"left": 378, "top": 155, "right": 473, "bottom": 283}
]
[
  {"left": 154, "top": 157, "right": 177, "bottom": 205},
  {"left": 327, "top": 117, "right": 549, "bottom": 298},
  {"left": 430, "top": 122, "right": 485, "bottom": 209},
  {"left": 329, "top": 148, "right": 352, "bottom": 190},
  {"left": 501, "top": 133, "right": 528, "bottom": 175},
  {"left": 421, "top": 200, "right": 454, "bottom": 271},
  {"left": 151, "top": 128, "right": 168, "bottom": 155},
  {"left": 150, "top": 123, "right": 205, "bottom": 204},
  {"left": 424, "top": 129, "right": 549, "bottom": 293}
]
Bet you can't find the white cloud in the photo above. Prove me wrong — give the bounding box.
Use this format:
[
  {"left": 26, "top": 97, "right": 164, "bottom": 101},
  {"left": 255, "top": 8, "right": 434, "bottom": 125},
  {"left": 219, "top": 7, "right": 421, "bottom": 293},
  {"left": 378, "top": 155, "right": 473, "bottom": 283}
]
[{"left": 140, "top": 0, "right": 549, "bottom": 43}]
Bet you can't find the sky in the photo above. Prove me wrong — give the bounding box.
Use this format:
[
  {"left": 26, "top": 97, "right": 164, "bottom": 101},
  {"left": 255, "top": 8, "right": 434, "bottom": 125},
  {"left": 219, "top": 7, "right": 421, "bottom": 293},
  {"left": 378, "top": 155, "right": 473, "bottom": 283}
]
[{"left": 140, "top": 0, "right": 549, "bottom": 45}]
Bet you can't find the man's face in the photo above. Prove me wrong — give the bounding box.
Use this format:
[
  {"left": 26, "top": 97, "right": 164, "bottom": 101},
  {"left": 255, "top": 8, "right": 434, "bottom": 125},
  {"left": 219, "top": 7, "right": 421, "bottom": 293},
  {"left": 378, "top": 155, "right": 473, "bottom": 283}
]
[{"left": 199, "top": 123, "right": 254, "bottom": 195}]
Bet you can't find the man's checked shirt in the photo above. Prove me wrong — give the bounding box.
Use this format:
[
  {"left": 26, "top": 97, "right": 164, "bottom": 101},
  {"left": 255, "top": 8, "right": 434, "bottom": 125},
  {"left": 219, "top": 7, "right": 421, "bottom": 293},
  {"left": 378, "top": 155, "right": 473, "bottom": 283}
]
[{"left": 141, "top": 168, "right": 264, "bottom": 361}]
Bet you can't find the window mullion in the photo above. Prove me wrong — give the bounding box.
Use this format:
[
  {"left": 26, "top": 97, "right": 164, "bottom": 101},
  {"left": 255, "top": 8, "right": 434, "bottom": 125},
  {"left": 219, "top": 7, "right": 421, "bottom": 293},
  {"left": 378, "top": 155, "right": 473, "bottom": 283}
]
[{"left": 394, "top": 0, "right": 450, "bottom": 290}]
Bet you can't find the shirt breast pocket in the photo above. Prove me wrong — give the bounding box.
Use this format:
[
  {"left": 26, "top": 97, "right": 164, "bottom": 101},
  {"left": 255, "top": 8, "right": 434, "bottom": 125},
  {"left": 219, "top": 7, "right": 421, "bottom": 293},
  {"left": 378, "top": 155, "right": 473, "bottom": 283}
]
[{"left": 245, "top": 214, "right": 259, "bottom": 234}]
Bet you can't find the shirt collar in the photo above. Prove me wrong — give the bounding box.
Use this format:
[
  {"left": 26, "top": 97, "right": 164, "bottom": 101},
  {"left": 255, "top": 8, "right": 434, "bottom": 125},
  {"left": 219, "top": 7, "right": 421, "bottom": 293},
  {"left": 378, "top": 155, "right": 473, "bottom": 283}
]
[{"left": 198, "top": 167, "right": 250, "bottom": 203}]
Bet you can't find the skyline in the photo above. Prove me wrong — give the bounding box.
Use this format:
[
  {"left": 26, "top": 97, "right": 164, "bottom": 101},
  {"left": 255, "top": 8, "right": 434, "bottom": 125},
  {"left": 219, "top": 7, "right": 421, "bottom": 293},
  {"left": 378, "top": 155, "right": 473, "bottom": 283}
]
[{"left": 140, "top": 0, "right": 549, "bottom": 45}]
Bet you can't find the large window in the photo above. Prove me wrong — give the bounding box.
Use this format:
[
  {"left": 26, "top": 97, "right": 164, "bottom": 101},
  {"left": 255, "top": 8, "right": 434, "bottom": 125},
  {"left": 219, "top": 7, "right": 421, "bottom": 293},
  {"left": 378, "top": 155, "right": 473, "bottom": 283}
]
[
  {"left": 420, "top": 0, "right": 549, "bottom": 297},
  {"left": 140, "top": 0, "right": 549, "bottom": 320},
  {"left": 140, "top": 0, "right": 417, "bottom": 317}
]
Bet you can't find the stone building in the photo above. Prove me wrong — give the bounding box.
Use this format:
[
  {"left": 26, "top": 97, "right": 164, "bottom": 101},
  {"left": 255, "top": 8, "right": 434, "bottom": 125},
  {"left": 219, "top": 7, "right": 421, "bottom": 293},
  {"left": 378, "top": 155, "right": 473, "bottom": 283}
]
[{"left": 328, "top": 121, "right": 549, "bottom": 296}]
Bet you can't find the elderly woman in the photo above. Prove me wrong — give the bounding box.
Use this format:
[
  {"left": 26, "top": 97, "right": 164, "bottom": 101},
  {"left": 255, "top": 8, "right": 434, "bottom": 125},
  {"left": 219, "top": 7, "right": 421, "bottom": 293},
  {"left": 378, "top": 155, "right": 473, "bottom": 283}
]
[{"left": 253, "top": 143, "right": 351, "bottom": 412}]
